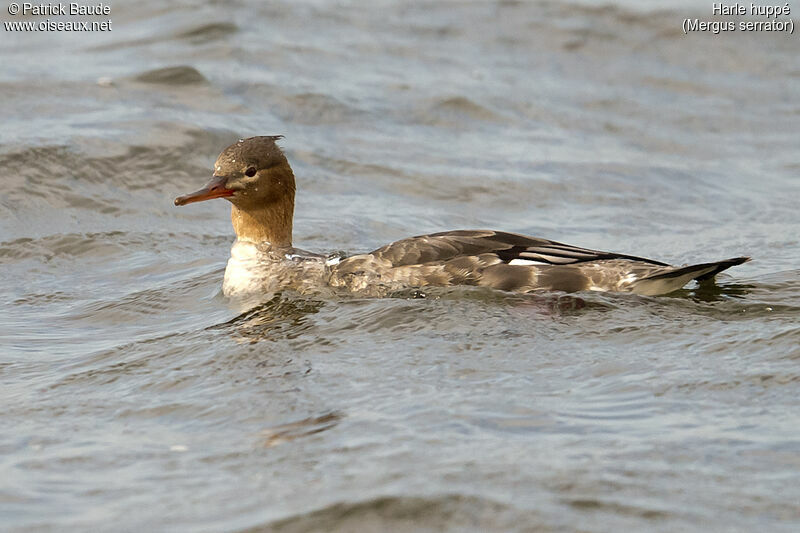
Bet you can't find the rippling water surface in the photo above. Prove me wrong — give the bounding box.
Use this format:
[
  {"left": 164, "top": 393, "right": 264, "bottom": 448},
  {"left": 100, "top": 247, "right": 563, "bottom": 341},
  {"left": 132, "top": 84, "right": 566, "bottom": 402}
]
[{"left": 2, "top": 1, "right": 799, "bottom": 531}]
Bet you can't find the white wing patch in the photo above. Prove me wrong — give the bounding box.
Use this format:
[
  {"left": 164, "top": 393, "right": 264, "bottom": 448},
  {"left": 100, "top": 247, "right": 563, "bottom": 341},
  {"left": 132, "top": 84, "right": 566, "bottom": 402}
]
[{"left": 508, "top": 258, "right": 548, "bottom": 266}]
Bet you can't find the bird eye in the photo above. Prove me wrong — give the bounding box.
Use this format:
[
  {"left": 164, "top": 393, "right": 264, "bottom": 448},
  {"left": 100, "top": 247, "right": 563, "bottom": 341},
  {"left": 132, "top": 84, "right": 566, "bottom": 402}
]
[{"left": 245, "top": 167, "right": 256, "bottom": 177}]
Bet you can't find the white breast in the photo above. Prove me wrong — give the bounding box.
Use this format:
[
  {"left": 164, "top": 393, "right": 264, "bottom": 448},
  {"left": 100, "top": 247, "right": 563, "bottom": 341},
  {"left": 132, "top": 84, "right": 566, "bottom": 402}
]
[{"left": 222, "top": 240, "right": 268, "bottom": 296}]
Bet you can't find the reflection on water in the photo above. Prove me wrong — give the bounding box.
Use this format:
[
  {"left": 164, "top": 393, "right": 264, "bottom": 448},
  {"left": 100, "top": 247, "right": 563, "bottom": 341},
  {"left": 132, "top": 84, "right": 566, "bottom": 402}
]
[
  {"left": 666, "top": 280, "right": 755, "bottom": 302},
  {"left": 260, "top": 411, "right": 343, "bottom": 448},
  {"left": 216, "top": 293, "right": 326, "bottom": 343}
]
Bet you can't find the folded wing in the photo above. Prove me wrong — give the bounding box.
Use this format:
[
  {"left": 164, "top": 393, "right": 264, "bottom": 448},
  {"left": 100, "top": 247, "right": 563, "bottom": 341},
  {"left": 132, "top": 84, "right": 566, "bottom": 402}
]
[
  {"left": 330, "top": 229, "right": 746, "bottom": 296},
  {"left": 368, "top": 229, "right": 668, "bottom": 267}
]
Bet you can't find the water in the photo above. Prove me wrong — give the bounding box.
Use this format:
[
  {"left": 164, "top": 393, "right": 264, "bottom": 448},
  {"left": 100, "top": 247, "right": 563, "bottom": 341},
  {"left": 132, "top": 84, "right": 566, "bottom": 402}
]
[{"left": 2, "top": 1, "right": 799, "bottom": 531}]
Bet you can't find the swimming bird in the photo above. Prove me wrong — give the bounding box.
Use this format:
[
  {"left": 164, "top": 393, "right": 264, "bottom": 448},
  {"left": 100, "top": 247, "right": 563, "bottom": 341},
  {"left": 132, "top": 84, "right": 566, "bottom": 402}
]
[{"left": 174, "top": 136, "right": 748, "bottom": 297}]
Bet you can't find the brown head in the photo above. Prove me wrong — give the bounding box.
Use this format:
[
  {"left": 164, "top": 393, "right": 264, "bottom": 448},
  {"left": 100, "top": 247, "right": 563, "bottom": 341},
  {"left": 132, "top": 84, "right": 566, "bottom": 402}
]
[{"left": 174, "top": 136, "right": 295, "bottom": 246}]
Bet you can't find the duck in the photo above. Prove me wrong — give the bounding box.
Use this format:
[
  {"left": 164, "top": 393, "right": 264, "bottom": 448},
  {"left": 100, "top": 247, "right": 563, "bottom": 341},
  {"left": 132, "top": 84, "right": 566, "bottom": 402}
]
[{"left": 174, "top": 136, "right": 749, "bottom": 298}]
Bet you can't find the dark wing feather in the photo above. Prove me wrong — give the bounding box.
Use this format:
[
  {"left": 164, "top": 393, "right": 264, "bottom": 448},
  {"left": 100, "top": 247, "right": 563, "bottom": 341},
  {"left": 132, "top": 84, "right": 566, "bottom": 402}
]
[
  {"left": 368, "top": 230, "right": 668, "bottom": 267},
  {"left": 494, "top": 242, "right": 670, "bottom": 267}
]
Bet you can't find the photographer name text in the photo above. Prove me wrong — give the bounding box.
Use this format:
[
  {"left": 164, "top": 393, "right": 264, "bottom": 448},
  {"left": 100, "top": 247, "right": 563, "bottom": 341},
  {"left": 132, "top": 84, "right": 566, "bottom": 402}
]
[
  {"left": 5, "top": 2, "right": 112, "bottom": 32},
  {"left": 9, "top": 2, "right": 109, "bottom": 16}
]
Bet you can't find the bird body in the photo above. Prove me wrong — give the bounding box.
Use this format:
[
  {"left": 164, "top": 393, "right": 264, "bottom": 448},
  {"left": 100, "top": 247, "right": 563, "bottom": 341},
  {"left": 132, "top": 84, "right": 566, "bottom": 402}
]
[{"left": 174, "top": 136, "right": 748, "bottom": 298}]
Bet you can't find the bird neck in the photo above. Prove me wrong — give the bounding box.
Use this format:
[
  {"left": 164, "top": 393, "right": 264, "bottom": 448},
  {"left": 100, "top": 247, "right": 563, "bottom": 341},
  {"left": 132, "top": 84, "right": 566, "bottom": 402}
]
[{"left": 230, "top": 197, "right": 294, "bottom": 248}]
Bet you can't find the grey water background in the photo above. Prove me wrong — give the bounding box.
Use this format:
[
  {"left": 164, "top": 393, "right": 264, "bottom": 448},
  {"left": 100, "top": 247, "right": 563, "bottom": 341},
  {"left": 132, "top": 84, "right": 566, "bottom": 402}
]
[{"left": 2, "top": 0, "right": 799, "bottom": 531}]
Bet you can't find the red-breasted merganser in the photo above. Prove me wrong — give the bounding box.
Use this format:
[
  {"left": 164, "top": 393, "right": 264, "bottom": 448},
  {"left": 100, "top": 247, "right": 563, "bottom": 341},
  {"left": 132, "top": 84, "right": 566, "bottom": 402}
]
[{"left": 174, "top": 136, "right": 749, "bottom": 297}]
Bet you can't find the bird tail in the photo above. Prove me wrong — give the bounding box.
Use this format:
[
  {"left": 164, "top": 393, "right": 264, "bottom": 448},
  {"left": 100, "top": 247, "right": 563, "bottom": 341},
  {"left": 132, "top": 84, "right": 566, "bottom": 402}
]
[{"left": 630, "top": 256, "right": 750, "bottom": 295}]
